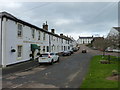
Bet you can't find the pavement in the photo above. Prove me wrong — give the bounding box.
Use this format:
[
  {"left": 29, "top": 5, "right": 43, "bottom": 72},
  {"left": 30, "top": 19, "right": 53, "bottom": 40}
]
[
  {"left": 2, "top": 44, "right": 119, "bottom": 89},
  {"left": 2, "top": 59, "right": 39, "bottom": 75}
]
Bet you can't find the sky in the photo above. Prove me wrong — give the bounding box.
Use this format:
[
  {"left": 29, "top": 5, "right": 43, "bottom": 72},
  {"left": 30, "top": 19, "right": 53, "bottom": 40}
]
[{"left": 0, "top": 1, "right": 118, "bottom": 40}]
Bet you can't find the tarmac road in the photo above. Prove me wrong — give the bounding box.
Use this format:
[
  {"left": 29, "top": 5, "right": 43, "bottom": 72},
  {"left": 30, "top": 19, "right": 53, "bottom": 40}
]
[{"left": 2, "top": 44, "right": 119, "bottom": 88}]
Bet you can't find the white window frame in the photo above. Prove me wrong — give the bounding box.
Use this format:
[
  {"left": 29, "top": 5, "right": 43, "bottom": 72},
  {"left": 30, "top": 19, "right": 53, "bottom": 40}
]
[
  {"left": 17, "top": 24, "right": 23, "bottom": 38},
  {"left": 38, "top": 31, "right": 41, "bottom": 40},
  {"left": 43, "top": 32, "right": 46, "bottom": 40},
  {"left": 17, "top": 45, "right": 23, "bottom": 60}
]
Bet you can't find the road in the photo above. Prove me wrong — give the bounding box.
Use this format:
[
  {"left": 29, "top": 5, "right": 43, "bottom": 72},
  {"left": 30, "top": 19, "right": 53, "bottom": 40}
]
[{"left": 2, "top": 45, "right": 119, "bottom": 88}]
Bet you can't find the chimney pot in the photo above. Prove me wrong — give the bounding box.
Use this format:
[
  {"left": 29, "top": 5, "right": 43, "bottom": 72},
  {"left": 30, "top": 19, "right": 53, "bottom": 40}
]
[
  {"left": 51, "top": 29, "right": 55, "bottom": 33},
  {"left": 60, "top": 33, "right": 63, "bottom": 37}
]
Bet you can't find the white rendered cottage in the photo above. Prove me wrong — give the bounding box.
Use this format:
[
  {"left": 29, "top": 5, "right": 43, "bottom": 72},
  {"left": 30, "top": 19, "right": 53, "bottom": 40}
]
[{"left": 77, "top": 36, "right": 94, "bottom": 44}]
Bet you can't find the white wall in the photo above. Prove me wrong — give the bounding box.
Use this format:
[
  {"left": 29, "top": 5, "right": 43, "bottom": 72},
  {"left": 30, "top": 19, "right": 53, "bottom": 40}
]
[
  {"left": 77, "top": 38, "right": 93, "bottom": 44},
  {"left": 0, "top": 18, "right": 2, "bottom": 66}
]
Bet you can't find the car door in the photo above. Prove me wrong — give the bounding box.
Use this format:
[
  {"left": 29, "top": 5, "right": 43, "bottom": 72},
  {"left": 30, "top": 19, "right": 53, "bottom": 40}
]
[
  {"left": 50, "top": 53, "right": 55, "bottom": 62},
  {"left": 54, "top": 53, "right": 57, "bottom": 61},
  {"left": 55, "top": 53, "right": 59, "bottom": 61}
]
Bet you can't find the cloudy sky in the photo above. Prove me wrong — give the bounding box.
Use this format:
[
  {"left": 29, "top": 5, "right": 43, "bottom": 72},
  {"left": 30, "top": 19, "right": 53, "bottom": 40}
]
[{"left": 0, "top": 1, "right": 118, "bottom": 40}]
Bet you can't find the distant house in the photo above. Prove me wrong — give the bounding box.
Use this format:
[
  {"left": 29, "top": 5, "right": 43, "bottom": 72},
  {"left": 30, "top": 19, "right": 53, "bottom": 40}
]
[
  {"left": 77, "top": 36, "right": 94, "bottom": 44},
  {"left": 107, "top": 27, "right": 120, "bottom": 39},
  {"left": 106, "top": 27, "right": 120, "bottom": 52}
]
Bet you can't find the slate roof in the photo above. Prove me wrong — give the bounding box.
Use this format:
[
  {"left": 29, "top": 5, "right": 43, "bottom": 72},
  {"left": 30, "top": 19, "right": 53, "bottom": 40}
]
[
  {"left": 113, "top": 27, "right": 120, "bottom": 32},
  {"left": 79, "top": 36, "right": 93, "bottom": 39}
]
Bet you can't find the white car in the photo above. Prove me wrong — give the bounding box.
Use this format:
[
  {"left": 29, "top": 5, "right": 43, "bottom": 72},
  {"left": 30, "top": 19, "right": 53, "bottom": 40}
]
[{"left": 38, "top": 52, "right": 59, "bottom": 65}]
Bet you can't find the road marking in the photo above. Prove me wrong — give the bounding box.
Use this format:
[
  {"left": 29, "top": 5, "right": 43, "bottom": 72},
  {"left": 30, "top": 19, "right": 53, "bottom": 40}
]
[
  {"left": 12, "top": 84, "right": 23, "bottom": 88},
  {"left": 6, "top": 76, "right": 17, "bottom": 80},
  {"left": 68, "top": 68, "right": 82, "bottom": 82}
]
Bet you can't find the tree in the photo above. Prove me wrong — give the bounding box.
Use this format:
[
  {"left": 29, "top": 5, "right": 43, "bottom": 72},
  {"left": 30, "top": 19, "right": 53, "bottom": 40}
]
[{"left": 92, "top": 37, "right": 110, "bottom": 56}]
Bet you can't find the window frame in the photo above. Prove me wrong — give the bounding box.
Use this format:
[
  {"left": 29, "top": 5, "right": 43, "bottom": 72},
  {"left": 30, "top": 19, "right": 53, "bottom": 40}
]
[
  {"left": 38, "top": 31, "right": 41, "bottom": 40},
  {"left": 17, "top": 23, "right": 23, "bottom": 38},
  {"left": 17, "top": 45, "right": 23, "bottom": 60},
  {"left": 43, "top": 32, "right": 46, "bottom": 40}
]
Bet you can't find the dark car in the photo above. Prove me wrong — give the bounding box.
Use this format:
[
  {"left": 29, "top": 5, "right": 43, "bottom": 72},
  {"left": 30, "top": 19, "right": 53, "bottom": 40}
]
[
  {"left": 72, "top": 47, "right": 78, "bottom": 52},
  {"left": 62, "top": 51, "right": 71, "bottom": 56},
  {"left": 82, "top": 49, "right": 87, "bottom": 53},
  {"left": 68, "top": 50, "right": 74, "bottom": 54}
]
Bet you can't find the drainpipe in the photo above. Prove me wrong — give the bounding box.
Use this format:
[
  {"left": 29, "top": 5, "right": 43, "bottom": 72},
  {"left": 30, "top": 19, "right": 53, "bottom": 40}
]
[{"left": 0, "top": 16, "right": 2, "bottom": 67}]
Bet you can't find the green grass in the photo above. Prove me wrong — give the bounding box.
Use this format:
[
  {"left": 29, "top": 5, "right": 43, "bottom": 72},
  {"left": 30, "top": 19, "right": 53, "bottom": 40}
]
[{"left": 81, "top": 55, "right": 120, "bottom": 88}]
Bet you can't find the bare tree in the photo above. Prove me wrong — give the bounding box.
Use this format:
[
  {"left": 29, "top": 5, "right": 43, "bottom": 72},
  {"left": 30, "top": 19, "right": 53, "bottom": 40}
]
[{"left": 92, "top": 37, "right": 110, "bottom": 56}]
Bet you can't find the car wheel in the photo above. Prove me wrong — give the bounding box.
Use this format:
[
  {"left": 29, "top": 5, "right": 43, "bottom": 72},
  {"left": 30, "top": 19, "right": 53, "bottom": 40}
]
[{"left": 50, "top": 59, "right": 54, "bottom": 65}]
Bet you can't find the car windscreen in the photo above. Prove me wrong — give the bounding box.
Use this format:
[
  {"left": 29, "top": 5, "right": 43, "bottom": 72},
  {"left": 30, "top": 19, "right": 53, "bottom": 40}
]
[
  {"left": 41, "top": 54, "right": 49, "bottom": 57},
  {"left": 50, "top": 53, "right": 54, "bottom": 55}
]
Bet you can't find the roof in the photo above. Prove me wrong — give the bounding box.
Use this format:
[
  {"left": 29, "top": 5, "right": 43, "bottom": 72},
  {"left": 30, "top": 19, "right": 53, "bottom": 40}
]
[
  {"left": 113, "top": 27, "right": 120, "bottom": 32},
  {"left": 79, "top": 36, "right": 93, "bottom": 39},
  {"left": 0, "top": 12, "right": 72, "bottom": 41}
]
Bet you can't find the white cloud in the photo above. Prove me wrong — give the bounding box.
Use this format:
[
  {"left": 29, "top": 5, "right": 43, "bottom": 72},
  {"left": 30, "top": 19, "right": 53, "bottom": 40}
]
[
  {"left": 55, "top": 19, "right": 73, "bottom": 26},
  {"left": 0, "top": 2, "right": 22, "bottom": 9},
  {"left": 54, "top": 17, "right": 83, "bottom": 26}
]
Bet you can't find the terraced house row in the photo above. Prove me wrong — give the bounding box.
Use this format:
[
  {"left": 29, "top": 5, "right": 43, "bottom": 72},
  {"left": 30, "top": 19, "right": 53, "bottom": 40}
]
[{"left": 0, "top": 12, "right": 77, "bottom": 67}]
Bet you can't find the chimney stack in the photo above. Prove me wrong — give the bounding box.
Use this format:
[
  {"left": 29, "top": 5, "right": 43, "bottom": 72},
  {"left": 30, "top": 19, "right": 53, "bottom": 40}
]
[
  {"left": 43, "top": 21, "right": 48, "bottom": 31},
  {"left": 51, "top": 29, "right": 55, "bottom": 33},
  {"left": 60, "top": 33, "right": 63, "bottom": 37}
]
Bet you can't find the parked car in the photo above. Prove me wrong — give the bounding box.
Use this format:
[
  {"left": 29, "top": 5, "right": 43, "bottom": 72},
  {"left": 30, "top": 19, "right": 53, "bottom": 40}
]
[
  {"left": 72, "top": 47, "right": 78, "bottom": 52},
  {"left": 38, "top": 52, "right": 59, "bottom": 65},
  {"left": 82, "top": 49, "right": 87, "bottom": 53},
  {"left": 62, "top": 51, "right": 71, "bottom": 56},
  {"left": 113, "top": 49, "right": 120, "bottom": 53},
  {"left": 68, "top": 50, "right": 74, "bottom": 54},
  {"left": 92, "top": 47, "right": 97, "bottom": 50},
  {"left": 105, "top": 47, "right": 113, "bottom": 52}
]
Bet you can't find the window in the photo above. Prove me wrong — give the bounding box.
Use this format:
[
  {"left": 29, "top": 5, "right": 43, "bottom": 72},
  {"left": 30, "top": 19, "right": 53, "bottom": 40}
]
[
  {"left": 47, "top": 46, "right": 49, "bottom": 52},
  {"left": 43, "top": 46, "right": 45, "bottom": 52},
  {"left": 68, "top": 41, "right": 69, "bottom": 44},
  {"left": 64, "top": 46, "right": 65, "bottom": 51},
  {"left": 38, "top": 31, "right": 41, "bottom": 40},
  {"left": 68, "top": 46, "right": 70, "bottom": 50},
  {"left": 66, "top": 40, "right": 67, "bottom": 44},
  {"left": 54, "top": 37, "right": 55, "bottom": 41},
  {"left": 18, "top": 24, "right": 23, "bottom": 37},
  {"left": 57, "top": 38, "right": 58, "bottom": 42},
  {"left": 17, "top": 45, "right": 22, "bottom": 58},
  {"left": 43, "top": 32, "right": 46, "bottom": 40},
  {"left": 32, "top": 28, "right": 35, "bottom": 38},
  {"left": 62, "top": 39, "right": 63, "bottom": 43},
  {"left": 62, "top": 46, "right": 63, "bottom": 51}
]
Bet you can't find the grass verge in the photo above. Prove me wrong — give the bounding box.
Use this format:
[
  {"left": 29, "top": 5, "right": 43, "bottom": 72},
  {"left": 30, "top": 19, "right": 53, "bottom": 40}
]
[{"left": 80, "top": 55, "right": 120, "bottom": 88}]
